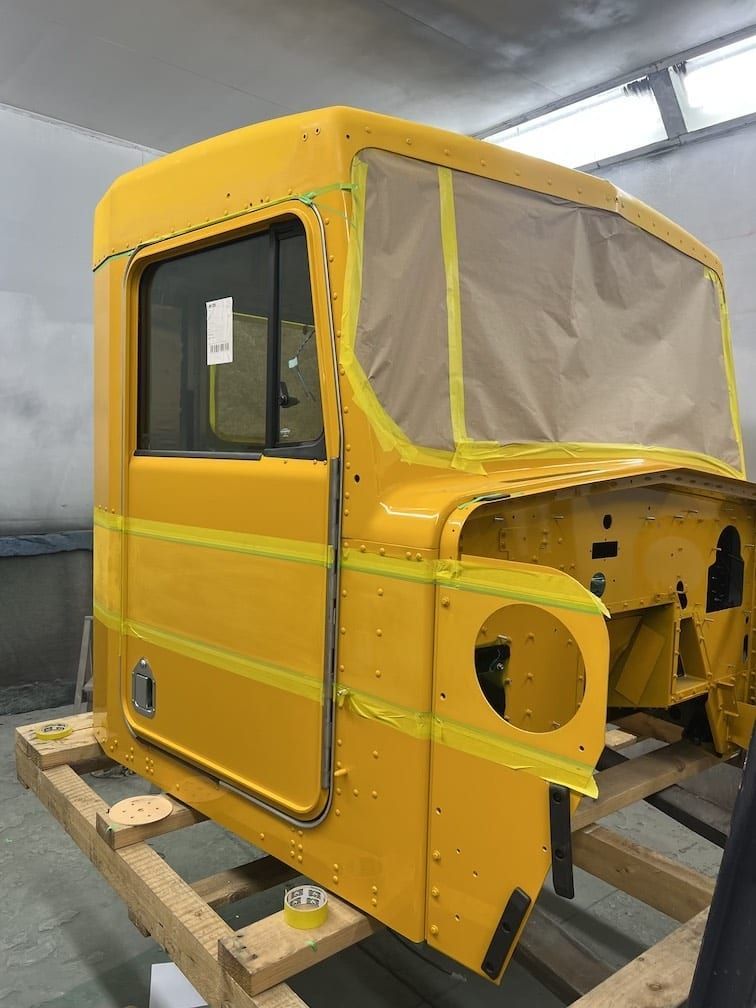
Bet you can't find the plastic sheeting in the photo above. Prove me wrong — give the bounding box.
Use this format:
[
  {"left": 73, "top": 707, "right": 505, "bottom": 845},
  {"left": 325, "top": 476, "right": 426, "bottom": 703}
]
[{"left": 350, "top": 149, "right": 742, "bottom": 474}]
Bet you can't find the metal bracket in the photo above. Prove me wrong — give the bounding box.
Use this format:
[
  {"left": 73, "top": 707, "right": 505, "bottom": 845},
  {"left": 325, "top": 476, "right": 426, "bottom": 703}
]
[{"left": 549, "top": 783, "right": 575, "bottom": 899}]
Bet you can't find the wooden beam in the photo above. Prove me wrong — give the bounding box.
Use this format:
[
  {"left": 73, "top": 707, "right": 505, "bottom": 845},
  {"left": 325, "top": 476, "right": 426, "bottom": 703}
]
[
  {"left": 96, "top": 795, "right": 207, "bottom": 850},
  {"left": 574, "top": 741, "right": 718, "bottom": 831},
  {"left": 613, "top": 712, "right": 684, "bottom": 745},
  {"left": 570, "top": 908, "right": 707, "bottom": 1008},
  {"left": 193, "top": 856, "right": 301, "bottom": 910},
  {"left": 515, "top": 905, "right": 614, "bottom": 1001},
  {"left": 15, "top": 712, "right": 112, "bottom": 774},
  {"left": 219, "top": 896, "right": 381, "bottom": 996},
  {"left": 15, "top": 747, "right": 304, "bottom": 1008},
  {"left": 573, "top": 824, "right": 714, "bottom": 922}
]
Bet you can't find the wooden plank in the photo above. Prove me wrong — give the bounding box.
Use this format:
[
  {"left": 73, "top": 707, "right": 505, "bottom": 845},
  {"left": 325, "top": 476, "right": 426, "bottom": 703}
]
[
  {"left": 570, "top": 908, "right": 707, "bottom": 1008},
  {"left": 606, "top": 727, "right": 639, "bottom": 750},
  {"left": 574, "top": 741, "right": 718, "bottom": 831},
  {"left": 515, "top": 905, "right": 614, "bottom": 1001},
  {"left": 193, "top": 856, "right": 300, "bottom": 910},
  {"left": 613, "top": 712, "right": 684, "bottom": 745},
  {"left": 573, "top": 824, "right": 714, "bottom": 922},
  {"left": 96, "top": 795, "right": 207, "bottom": 849},
  {"left": 15, "top": 744, "right": 305, "bottom": 1008},
  {"left": 219, "top": 894, "right": 381, "bottom": 995},
  {"left": 15, "top": 711, "right": 112, "bottom": 773}
]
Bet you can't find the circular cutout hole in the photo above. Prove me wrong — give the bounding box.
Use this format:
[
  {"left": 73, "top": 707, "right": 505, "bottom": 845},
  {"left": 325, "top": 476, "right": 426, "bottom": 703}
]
[
  {"left": 440, "top": 691, "right": 447, "bottom": 700},
  {"left": 455, "top": 848, "right": 461, "bottom": 855},
  {"left": 454, "top": 914, "right": 460, "bottom": 922},
  {"left": 473, "top": 870, "right": 479, "bottom": 878},
  {"left": 354, "top": 474, "right": 361, "bottom": 483},
  {"left": 603, "top": 514, "right": 612, "bottom": 529},
  {"left": 474, "top": 605, "right": 585, "bottom": 733},
  {"left": 435, "top": 807, "right": 442, "bottom": 815}
]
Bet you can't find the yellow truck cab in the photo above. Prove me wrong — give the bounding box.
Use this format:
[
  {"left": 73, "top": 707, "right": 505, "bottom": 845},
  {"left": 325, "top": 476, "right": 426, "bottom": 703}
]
[{"left": 92, "top": 106, "right": 756, "bottom": 981}]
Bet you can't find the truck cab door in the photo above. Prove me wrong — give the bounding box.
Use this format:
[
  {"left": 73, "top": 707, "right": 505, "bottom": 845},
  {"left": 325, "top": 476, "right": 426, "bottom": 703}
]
[{"left": 121, "top": 208, "right": 338, "bottom": 820}]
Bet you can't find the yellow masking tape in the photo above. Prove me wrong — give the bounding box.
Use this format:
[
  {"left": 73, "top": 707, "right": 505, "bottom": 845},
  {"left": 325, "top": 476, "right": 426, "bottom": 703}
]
[
  {"left": 93, "top": 509, "right": 332, "bottom": 567},
  {"left": 127, "top": 617, "right": 324, "bottom": 702},
  {"left": 335, "top": 687, "right": 431, "bottom": 740},
  {"left": 431, "top": 715, "right": 598, "bottom": 799},
  {"left": 438, "top": 167, "right": 467, "bottom": 450},
  {"left": 283, "top": 885, "right": 329, "bottom": 929},
  {"left": 436, "top": 558, "right": 610, "bottom": 618},
  {"left": 336, "top": 686, "right": 596, "bottom": 797},
  {"left": 706, "top": 267, "right": 746, "bottom": 476}
]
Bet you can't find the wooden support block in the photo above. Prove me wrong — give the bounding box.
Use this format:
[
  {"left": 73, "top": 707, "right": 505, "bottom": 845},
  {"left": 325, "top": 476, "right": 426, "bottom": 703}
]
[
  {"left": 15, "top": 746, "right": 305, "bottom": 1008},
  {"left": 570, "top": 908, "right": 707, "bottom": 1008},
  {"left": 573, "top": 824, "right": 714, "bottom": 922},
  {"left": 96, "top": 795, "right": 207, "bottom": 849},
  {"left": 613, "top": 712, "right": 684, "bottom": 745},
  {"left": 574, "top": 741, "right": 718, "bottom": 831},
  {"left": 219, "top": 894, "right": 381, "bottom": 995},
  {"left": 15, "top": 712, "right": 112, "bottom": 774},
  {"left": 515, "top": 905, "right": 614, "bottom": 1001},
  {"left": 193, "top": 856, "right": 301, "bottom": 910},
  {"left": 606, "top": 727, "right": 639, "bottom": 750}
]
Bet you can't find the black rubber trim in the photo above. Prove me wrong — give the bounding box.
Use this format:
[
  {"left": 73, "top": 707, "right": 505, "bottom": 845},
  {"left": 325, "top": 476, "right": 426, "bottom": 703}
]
[{"left": 481, "top": 887, "right": 532, "bottom": 979}]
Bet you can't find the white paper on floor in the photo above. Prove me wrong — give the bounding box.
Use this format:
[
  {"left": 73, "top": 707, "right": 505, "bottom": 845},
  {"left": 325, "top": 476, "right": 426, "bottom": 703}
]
[{"left": 149, "top": 962, "right": 207, "bottom": 1008}]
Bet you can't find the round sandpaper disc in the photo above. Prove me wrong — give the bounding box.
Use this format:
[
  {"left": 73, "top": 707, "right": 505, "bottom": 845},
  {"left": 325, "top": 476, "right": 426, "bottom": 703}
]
[{"left": 108, "top": 794, "right": 172, "bottom": 826}]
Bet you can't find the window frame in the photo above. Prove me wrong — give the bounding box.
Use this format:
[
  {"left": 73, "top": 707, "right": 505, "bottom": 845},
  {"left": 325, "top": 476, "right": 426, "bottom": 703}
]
[{"left": 135, "top": 215, "right": 326, "bottom": 462}]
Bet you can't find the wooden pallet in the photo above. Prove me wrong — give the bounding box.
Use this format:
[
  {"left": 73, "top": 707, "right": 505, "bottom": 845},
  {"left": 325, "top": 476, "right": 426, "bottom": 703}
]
[{"left": 15, "top": 712, "right": 726, "bottom": 1007}]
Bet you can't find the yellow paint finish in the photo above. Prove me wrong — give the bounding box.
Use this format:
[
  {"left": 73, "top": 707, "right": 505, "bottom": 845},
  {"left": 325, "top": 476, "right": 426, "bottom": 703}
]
[{"left": 93, "top": 106, "right": 756, "bottom": 980}]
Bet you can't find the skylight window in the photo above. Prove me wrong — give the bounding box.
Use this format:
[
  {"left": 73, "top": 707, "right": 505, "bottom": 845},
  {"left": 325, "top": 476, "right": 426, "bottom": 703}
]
[
  {"left": 671, "top": 35, "right": 756, "bottom": 132},
  {"left": 485, "top": 79, "right": 667, "bottom": 168}
]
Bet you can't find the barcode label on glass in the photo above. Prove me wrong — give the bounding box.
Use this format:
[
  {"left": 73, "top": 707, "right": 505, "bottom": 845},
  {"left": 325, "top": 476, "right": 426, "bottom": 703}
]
[{"left": 206, "top": 297, "right": 233, "bottom": 365}]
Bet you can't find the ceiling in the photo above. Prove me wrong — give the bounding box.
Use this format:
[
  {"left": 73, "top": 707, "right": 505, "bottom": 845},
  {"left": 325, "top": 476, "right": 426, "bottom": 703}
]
[{"left": 1, "top": 0, "right": 755, "bottom": 152}]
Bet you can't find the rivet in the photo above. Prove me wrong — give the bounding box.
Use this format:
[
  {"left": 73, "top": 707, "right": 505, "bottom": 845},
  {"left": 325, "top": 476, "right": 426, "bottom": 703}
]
[
  {"left": 431, "top": 887, "right": 440, "bottom": 898},
  {"left": 372, "top": 885, "right": 378, "bottom": 894},
  {"left": 353, "top": 788, "right": 359, "bottom": 797},
  {"left": 335, "top": 808, "right": 341, "bottom": 816},
  {"left": 360, "top": 544, "right": 366, "bottom": 553},
  {"left": 441, "top": 597, "right": 450, "bottom": 607},
  {"left": 297, "top": 855, "right": 303, "bottom": 863},
  {"left": 379, "top": 547, "right": 386, "bottom": 555},
  {"left": 372, "top": 750, "right": 379, "bottom": 758},
  {"left": 375, "top": 669, "right": 382, "bottom": 678},
  {"left": 333, "top": 874, "right": 339, "bottom": 883},
  {"left": 376, "top": 628, "right": 382, "bottom": 637},
  {"left": 432, "top": 850, "right": 441, "bottom": 861},
  {"left": 371, "top": 790, "right": 378, "bottom": 799},
  {"left": 377, "top": 587, "right": 384, "bottom": 596},
  {"left": 340, "top": 627, "right": 346, "bottom": 635},
  {"left": 415, "top": 553, "right": 422, "bottom": 561},
  {"left": 405, "top": 551, "right": 412, "bottom": 559},
  {"left": 333, "top": 863, "right": 340, "bottom": 871},
  {"left": 259, "top": 832, "right": 265, "bottom": 841},
  {"left": 430, "top": 925, "right": 439, "bottom": 937}
]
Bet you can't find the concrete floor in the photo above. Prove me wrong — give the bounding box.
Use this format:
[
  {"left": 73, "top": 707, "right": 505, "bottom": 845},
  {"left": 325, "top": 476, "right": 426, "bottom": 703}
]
[{"left": 1, "top": 705, "right": 724, "bottom": 1008}]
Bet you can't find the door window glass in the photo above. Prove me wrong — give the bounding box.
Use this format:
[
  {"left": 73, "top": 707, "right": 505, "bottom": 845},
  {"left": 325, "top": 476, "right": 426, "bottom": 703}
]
[{"left": 138, "top": 219, "right": 323, "bottom": 456}]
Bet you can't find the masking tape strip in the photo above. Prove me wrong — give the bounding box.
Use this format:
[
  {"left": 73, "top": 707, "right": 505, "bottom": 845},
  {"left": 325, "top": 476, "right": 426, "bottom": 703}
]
[
  {"left": 93, "top": 601, "right": 596, "bottom": 795},
  {"left": 339, "top": 157, "right": 743, "bottom": 479},
  {"left": 341, "top": 549, "right": 608, "bottom": 617},
  {"left": 431, "top": 714, "right": 598, "bottom": 799},
  {"left": 93, "top": 509, "right": 332, "bottom": 568},
  {"left": 705, "top": 268, "right": 746, "bottom": 476},
  {"left": 438, "top": 167, "right": 467, "bottom": 449},
  {"left": 93, "top": 181, "right": 356, "bottom": 272},
  {"left": 336, "top": 686, "right": 597, "bottom": 798}
]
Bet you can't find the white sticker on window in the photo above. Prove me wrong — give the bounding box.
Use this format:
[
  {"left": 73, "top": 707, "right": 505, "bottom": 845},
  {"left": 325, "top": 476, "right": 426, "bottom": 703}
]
[{"left": 206, "top": 297, "right": 233, "bottom": 365}]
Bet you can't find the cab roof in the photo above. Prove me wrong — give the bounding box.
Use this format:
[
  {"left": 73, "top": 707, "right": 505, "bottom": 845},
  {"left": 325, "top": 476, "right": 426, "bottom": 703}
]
[{"left": 93, "top": 105, "right": 721, "bottom": 275}]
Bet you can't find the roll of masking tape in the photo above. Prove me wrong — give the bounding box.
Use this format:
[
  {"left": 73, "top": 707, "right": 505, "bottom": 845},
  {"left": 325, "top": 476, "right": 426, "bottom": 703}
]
[
  {"left": 283, "top": 885, "right": 329, "bottom": 930},
  {"left": 34, "top": 722, "right": 73, "bottom": 741}
]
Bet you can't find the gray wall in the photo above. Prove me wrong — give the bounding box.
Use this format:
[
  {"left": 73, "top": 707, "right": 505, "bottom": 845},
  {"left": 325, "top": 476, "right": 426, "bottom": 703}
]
[
  {"left": 0, "top": 104, "right": 156, "bottom": 712},
  {"left": 0, "top": 103, "right": 156, "bottom": 534},
  {"left": 593, "top": 123, "right": 756, "bottom": 477}
]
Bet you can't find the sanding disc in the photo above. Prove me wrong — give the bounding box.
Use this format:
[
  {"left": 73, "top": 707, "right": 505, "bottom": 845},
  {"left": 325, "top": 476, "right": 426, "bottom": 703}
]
[{"left": 108, "top": 794, "right": 172, "bottom": 826}]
